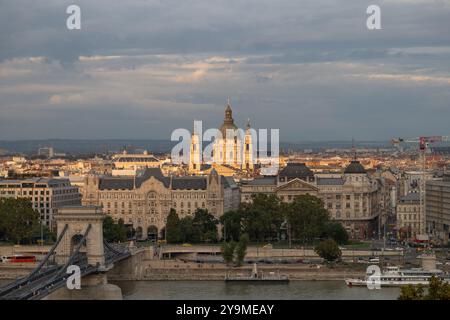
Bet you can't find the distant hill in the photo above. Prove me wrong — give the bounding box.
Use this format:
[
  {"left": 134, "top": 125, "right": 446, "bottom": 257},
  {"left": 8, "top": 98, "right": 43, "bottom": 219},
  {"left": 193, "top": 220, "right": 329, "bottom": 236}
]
[{"left": 0, "top": 139, "right": 392, "bottom": 156}]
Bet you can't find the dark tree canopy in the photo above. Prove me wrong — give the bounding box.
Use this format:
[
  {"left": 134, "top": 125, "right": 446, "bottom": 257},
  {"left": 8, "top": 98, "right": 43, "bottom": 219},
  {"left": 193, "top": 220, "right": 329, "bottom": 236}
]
[
  {"left": 314, "top": 239, "right": 342, "bottom": 262},
  {"left": 166, "top": 208, "right": 182, "bottom": 243},
  {"left": 0, "top": 198, "right": 39, "bottom": 244},
  {"left": 399, "top": 276, "right": 450, "bottom": 300},
  {"left": 103, "top": 216, "right": 127, "bottom": 243},
  {"left": 322, "top": 222, "right": 349, "bottom": 245}
]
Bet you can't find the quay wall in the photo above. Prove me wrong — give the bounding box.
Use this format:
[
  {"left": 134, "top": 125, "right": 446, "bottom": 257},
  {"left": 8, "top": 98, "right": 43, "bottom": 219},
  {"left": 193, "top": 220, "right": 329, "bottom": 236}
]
[{"left": 108, "top": 259, "right": 366, "bottom": 281}]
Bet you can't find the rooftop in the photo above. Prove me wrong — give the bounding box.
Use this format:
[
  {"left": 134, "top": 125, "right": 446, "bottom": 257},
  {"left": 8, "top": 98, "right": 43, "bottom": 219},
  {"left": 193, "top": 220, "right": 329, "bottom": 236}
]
[
  {"left": 344, "top": 160, "right": 367, "bottom": 174},
  {"left": 279, "top": 163, "right": 314, "bottom": 179}
]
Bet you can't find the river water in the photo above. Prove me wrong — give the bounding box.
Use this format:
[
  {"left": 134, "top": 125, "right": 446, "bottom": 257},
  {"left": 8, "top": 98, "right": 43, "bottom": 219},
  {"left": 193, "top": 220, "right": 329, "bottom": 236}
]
[{"left": 112, "top": 281, "right": 401, "bottom": 300}]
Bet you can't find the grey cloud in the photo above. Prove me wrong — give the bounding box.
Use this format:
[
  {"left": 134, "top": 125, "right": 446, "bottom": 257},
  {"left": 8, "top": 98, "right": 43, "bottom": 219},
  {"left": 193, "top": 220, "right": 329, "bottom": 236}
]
[{"left": 1, "top": 0, "right": 450, "bottom": 140}]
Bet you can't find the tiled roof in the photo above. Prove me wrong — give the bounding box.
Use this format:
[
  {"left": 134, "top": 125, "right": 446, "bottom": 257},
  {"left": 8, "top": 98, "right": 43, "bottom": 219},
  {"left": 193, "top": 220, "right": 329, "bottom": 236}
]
[
  {"left": 399, "top": 192, "right": 420, "bottom": 202},
  {"left": 244, "top": 177, "right": 277, "bottom": 186},
  {"left": 316, "top": 178, "right": 344, "bottom": 186},
  {"left": 279, "top": 163, "right": 314, "bottom": 179},
  {"left": 172, "top": 177, "right": 207, "bottom": 190},
  {"left": 344, "top": 160, "right": 367, "bottom": 174}
]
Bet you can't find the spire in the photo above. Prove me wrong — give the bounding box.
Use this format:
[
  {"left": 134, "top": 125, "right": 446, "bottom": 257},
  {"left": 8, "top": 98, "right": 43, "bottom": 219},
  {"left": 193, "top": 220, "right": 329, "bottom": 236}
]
[
  {"left": 351, "top": 137, "right": 357, "bottom": 161},
  {"left": 246, "top": 118, "right": 251, "bottom": 130},
  {"left": 224, "top": 98, "right": 233, "bottom": 124}
]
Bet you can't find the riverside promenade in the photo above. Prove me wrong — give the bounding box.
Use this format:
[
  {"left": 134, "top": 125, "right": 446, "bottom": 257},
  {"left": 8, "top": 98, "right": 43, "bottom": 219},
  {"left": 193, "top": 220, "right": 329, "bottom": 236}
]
[{"left": 1, "top": 244, "right": 403, "bottom": 281}]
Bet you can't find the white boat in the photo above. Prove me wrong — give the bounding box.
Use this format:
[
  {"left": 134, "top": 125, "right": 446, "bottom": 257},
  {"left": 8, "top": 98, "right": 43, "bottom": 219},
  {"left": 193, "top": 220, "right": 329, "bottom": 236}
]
[{"left": 345, "top": 266, "right": 450, "bottom": 287}]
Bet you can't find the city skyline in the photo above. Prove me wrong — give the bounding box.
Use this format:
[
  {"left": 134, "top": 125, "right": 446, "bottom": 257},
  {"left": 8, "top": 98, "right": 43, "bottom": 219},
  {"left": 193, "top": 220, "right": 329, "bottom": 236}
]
[{"left": 1, "top": 1, "right": 450, "bottom": 141}]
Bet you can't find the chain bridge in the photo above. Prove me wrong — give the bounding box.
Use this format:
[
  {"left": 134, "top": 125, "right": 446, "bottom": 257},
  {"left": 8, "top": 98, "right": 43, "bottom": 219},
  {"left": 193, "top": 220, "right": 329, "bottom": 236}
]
[{"left": 0, "top": 206, "right": 131, "bottom": 300}]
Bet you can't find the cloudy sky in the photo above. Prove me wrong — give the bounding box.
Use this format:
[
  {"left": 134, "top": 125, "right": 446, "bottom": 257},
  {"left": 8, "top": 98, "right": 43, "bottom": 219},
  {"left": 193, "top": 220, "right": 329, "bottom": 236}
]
[{"left": 0, "top": 0, "right": 449, "bottom": 141}]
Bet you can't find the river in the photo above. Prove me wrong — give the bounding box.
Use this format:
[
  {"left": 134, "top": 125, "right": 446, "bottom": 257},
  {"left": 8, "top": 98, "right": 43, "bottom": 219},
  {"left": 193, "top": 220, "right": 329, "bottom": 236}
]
[{"left": 112, "top": 280, "right": 401, "bottom": 300}]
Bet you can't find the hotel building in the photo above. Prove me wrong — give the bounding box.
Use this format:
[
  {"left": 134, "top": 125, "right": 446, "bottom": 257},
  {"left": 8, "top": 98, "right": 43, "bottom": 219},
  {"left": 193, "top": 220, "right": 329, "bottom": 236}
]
[
  {"left": 0, "top": 178, "right": 81, "bottom": 228},
  {"left": 82, "top": 168, "right": 239, "bottom": 240}
]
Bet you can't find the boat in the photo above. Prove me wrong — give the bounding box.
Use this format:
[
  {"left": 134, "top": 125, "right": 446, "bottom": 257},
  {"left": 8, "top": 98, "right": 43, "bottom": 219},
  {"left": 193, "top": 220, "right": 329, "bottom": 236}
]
[
  {"left": 225, "top": 263, "right": 289, "bottom": 283},
  {"left": 345, "top": 254, "right": 450, "bottom": 287},
  {"left": 345, "top": 266, "right": 450, "bottom": 287}
]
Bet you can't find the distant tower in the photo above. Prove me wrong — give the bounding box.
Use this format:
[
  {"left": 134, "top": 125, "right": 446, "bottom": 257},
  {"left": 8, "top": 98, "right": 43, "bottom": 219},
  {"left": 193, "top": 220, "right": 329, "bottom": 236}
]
[
  {"left": 189, "top": 122, "right": 201, "bottom": 174},
  {"left": 214, "top": 99, "right": 239, "bottom": 167},
  {"left": 243, "top": 118, "right": 254, "bottom": 171}
]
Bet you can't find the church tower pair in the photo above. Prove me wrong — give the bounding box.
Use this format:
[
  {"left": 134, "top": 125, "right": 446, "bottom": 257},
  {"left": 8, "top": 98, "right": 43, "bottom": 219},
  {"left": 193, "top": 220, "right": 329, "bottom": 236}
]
[{"left": 189, "top": 99, "right": 254, "bottom": 173}]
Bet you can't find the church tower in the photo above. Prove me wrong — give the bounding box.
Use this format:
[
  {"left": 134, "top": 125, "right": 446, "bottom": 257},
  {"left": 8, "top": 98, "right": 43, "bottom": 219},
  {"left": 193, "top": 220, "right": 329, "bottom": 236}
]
[
  {"left": 214, "top": 99, "right": 240, "bottom": 167},
  {"left": 189, "top": 122, "right": 201, "bottom": 174},
  {"left": 243, "top": 118, "right": 254, "bottom": 171}
]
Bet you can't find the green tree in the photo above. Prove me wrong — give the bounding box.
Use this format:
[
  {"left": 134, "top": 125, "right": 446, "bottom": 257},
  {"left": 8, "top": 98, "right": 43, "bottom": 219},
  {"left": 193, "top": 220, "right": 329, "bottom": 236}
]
[
  {"left": 322, "top": 222, "right": 349, "bottom": 245},
  {"left": 179, "top": 216, "right": 201, "bottom": 243},
  {"left": 192, "top": 208, "right": 218, "bottom": 242},
  {"left": 314, "top": 239, "right": 341, "bottom": 262},
  {"left": 166, "top": 208, "right": 181, "bottom": 243},
  {"left": 116, "top": 218, "right": 128, "bottom": 242},
  {"left": 31, "top": 223, "right": 56, "bottom": 244},
  {"left": 241, "top": 194, "right": 283, "bottom": 242},
  {"left": 426, "top": 276, "right": 450, "bottom": 300},
  {"left": 103, "top": 216, "right": 127, "bottom": 242},
  {"left": 398, "top": 276, "right": 450, "bottom": 300},
  {"left": 0, "top": 198, "right": 39, "bottom": 244},
  {"left": 234, "top": 233, "right": 249, "bottom": 266},
  {"left": 221, "top": 241, "right": 236, "bottom": 266},
  {"left": 398, "top": 284, "right": 425, "bottom": 300},
  {"left": 287, "top": 194, "right": 330, "bottom": 244},
  {"left": 220, "top": 210, "right": 242, "bottom": 241}
]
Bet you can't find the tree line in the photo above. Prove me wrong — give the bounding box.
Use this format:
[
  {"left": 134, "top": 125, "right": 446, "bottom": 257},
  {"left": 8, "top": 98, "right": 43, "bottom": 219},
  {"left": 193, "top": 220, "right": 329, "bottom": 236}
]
[
  {"left": 165, "top": 193, "right": 348, "bottom": 245},
  {"left": 0, "top": 198, "right": 54, "bottom": 244},
  {"left": 221, "top": 194, "right": 348, "bottom": 245},
  {"left": 165, "top": 208, "right": 219, "bottom": 243}
]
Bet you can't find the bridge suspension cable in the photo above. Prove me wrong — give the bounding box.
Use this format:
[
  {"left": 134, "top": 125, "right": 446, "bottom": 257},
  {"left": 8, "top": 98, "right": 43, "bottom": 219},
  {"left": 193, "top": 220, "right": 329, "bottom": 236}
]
[{"left": 0, "top": 224, "right": 69, "bottom": 297}]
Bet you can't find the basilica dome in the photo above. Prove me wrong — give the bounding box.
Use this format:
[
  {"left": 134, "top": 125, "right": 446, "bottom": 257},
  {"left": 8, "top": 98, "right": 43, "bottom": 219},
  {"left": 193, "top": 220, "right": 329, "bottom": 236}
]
[{"left": 344, "top": 160, "right": 367, "bottom": 174}]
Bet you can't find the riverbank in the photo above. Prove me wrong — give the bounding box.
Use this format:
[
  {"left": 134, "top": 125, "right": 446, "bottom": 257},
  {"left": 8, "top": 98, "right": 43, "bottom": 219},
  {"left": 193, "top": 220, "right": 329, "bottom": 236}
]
[{"left": 107, "top": 259, "right": 366, "bottom": 281}]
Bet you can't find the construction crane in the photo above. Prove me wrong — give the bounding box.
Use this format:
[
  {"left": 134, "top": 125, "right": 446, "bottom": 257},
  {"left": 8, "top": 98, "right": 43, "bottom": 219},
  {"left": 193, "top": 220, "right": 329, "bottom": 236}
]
[{"left": 391, "top": 135, "right": 450, "bottom": 238}]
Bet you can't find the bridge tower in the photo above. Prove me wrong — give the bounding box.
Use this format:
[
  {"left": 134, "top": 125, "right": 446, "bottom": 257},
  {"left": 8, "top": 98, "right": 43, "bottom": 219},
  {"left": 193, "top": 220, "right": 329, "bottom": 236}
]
[{"left": 54, "top": 206, "right": 106, "bottom": 269}]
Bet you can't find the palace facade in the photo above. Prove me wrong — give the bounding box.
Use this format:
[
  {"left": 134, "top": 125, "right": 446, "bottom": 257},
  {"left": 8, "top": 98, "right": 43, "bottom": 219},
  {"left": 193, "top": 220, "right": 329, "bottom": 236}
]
[
  {"left": 82, "top": 168, "right": 239, "bottom": 240},
  {"left": 240, "top": 161, "right": 382, "bottom": 239}
]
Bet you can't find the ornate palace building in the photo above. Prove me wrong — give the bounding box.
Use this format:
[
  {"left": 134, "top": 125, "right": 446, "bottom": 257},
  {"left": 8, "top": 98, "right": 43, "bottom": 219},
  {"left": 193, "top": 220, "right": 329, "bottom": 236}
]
[
  {"left": 240, "top": 161, "right": 382, "bottom": 239},
  {"left": 0, "top": 178, "right": 81, "bottom": 228},
  {"left": 82, "top": 168, "right": 239, "bottom": 240},
  {"left": 316, "top": 160, "right": 381, "bottom": 239}
]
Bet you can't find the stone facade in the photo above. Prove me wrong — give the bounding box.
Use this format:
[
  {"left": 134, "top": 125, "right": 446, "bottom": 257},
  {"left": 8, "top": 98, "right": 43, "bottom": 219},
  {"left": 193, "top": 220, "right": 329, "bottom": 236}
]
[
  {"left": 396, "top": 192, "right": 421, "bottom": 239},
  {"left": 240, "top": 161, "right": 381, "bottom": 239},
  {"left": 82, "top": 168, "right": 240, "bottom": 240},
  {"left": 0, "top": 177, "right": 81, "bottom": 228},
  {"left": 54, "top": 206, "right": 106, "bottom": 267},
  {"left": 426, "top": 174, "right": 450, "bottom": 243}
]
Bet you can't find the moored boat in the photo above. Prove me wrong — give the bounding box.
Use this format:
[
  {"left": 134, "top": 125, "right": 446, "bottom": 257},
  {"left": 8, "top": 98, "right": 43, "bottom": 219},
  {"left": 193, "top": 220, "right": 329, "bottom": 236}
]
[
  {"left": 225, "top": 263, "right": 289, "bottom": 283},
  {"left": 346, "top": 254, "right": 450, "bottom": 287}
]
